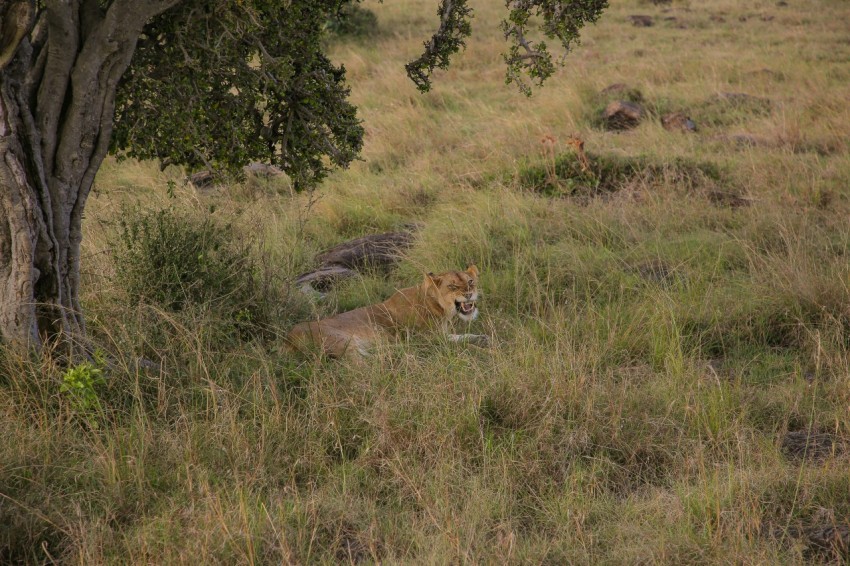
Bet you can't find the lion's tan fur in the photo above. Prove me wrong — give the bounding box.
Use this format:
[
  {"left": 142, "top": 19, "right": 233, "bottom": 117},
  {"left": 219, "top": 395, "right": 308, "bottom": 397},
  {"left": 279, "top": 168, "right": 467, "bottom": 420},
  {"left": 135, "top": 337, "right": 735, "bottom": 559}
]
[{"left": 286, "top": 265, "right": 479, "bottom": 359}]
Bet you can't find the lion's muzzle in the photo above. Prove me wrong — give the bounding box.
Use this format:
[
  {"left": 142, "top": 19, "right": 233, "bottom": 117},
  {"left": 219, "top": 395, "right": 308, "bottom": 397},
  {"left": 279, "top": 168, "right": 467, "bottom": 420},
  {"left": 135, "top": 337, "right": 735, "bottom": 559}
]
[{"left": 455, "top": 293, "right": 479, "bottom": 321}]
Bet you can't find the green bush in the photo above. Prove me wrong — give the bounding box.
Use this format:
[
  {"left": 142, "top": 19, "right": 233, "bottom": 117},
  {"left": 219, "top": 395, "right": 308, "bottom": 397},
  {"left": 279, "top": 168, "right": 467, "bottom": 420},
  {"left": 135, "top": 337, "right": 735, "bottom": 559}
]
[
  {"left": 112, "top": 207, "right": 271, "bottom": 337},
  {"left": 515, "top": 151, "right": 725, "bottom": 198},
  {"left": 60, "top": 356, "right": 106, "bottom": 429}
]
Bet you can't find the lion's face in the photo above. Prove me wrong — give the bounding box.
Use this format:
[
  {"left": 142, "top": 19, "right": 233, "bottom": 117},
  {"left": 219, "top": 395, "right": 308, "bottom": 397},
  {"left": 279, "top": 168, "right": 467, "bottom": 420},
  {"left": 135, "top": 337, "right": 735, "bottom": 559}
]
[{"left": 424, "top": 265, "right": 480, "bottom": 322}]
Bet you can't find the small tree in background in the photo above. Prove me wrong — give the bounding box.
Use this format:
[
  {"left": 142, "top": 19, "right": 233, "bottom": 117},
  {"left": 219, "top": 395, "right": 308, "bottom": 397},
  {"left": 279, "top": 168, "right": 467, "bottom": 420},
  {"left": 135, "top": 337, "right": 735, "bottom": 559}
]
[{"left": 0, "top": 0, "right": 607, "bottom": 352}]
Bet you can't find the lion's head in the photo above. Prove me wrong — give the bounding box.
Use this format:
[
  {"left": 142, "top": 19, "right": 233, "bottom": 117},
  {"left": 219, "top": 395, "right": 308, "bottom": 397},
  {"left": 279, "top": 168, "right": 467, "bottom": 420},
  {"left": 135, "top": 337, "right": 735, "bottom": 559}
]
[{"left": 422, "top": 265, "right": 480, "bottom": 322}]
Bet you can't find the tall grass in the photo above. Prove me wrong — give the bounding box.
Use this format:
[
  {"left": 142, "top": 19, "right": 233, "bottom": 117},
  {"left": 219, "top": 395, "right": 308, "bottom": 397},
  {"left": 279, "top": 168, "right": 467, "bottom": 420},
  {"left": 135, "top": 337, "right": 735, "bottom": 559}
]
[{"left": 3, "top": 0, "right": 850, "bottom": 562}]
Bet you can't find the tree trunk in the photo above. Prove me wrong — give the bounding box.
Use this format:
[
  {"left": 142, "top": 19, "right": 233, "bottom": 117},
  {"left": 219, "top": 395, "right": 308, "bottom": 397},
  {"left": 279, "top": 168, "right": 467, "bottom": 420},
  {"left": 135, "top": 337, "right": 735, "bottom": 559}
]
[
  {"left": 0, "top": 0, "right": 179, "bottom": 351},
  {"left": 0, "top": 81, "right": 60, "bottom": 348}
]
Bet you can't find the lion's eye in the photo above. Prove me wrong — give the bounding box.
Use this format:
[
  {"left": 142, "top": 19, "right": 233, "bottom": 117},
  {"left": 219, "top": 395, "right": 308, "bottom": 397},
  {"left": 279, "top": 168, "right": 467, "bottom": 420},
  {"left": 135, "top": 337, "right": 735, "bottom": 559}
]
[{"left": 448, "top": 284, "right": 459, "bottom": 291}]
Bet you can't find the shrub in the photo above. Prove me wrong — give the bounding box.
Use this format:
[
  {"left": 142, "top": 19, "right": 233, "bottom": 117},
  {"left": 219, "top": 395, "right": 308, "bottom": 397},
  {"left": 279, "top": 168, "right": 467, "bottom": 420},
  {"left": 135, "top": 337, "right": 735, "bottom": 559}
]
[
  {"left": 111, "top": 206, "right": 272, "bottom": 337},
  {"left": 515, "top": 151, "right": 725, "bottom": 198},
  {"left": 60, "top": 359, "right": 105, "bottom": 409}
]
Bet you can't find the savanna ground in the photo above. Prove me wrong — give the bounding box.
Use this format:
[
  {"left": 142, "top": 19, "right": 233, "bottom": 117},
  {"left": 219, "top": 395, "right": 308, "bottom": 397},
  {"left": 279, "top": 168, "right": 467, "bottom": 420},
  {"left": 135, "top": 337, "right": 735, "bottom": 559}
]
[{"left": 3, "top": 0, "right": 850, "bottom": 563}]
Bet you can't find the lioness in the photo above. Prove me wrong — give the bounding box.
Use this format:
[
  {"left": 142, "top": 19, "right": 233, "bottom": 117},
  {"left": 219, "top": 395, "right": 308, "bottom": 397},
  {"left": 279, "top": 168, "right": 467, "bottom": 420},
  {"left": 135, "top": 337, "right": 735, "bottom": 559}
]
[{"left": 285, "top": 265, "right": 486, "bottom": 360}]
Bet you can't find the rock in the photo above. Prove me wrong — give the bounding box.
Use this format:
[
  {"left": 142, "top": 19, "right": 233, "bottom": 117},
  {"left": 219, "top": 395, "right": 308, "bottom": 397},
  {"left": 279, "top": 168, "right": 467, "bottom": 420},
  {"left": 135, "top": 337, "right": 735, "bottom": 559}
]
[
  {"left": 188, "top": 170, "right": 215, "bottom": 188},
  {"left": 629, "top": 15, "right": 654, "bottom": 27},
  {"left": 315, "top": 231, "right": 415, "bottom": 270},
  {"left": 296, "top": 231, "right": 416, "bottom": 295},
  {"left": 244, "top": 162, "right": 283, "bottom": 178},
  {"left": 602, "top": 100, "right": 644, "bottom": 131},
  {"left": 781, "top": 429, "right": 844, "bottom": 461},
  {"left": 333, "top": 522, "right": 374, "bottom": 564},
  {"left": 774, "top": 521, "right": 850, "bottom": 561},
  {"left": 661, "top": 112, "right": 697, "bottom": 132},
  {"left": 776, "top": 1, "right": 788, "bottom": 6},
  {"left": 190, "top": 163, "right": 284, "bottom": 189},
  {"left": 805, "top": 523, "right": 850, "bottom": 557}
]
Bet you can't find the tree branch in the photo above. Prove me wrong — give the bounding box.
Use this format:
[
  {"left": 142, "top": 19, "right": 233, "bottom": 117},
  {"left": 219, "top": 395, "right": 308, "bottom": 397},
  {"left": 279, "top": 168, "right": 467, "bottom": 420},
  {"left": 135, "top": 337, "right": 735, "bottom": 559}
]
[
  {"left": 37, "top": 1, "right": 79, "bottom": 177},
  {"left": 405, "top": 0, "right": 472, "bottom": 92},
  {"left": 114, "top": 0, "right": 182, "bottom": 22},
  {"left": 0, "top": 0, "right": 34, "bottom": 70},
  {"left": 80, "top": 0, "right": 103, "bottom": 37}
]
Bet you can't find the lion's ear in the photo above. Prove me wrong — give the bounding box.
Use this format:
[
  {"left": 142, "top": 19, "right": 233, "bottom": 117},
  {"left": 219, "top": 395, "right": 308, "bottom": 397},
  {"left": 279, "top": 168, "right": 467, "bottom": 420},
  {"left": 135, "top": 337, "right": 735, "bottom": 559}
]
[
  {"left": 424, "top": 272, "right": 442, "bottom": 287},
  {"left": 466, "top": 264, "right": 479, "bottom": 278}
]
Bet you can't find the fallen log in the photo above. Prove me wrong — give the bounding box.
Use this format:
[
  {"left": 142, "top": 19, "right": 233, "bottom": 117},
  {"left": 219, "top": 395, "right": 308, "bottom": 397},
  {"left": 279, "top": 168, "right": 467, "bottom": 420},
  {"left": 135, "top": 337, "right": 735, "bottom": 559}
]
[
  {"left": 295, "top": 230, "right": 415, "bottom": 294},
  {"left": 294, "top": 265, "right": 358, "bottom": 294},
  {"left": 315, "top": 231, "right": 415, "bottom": 269}
]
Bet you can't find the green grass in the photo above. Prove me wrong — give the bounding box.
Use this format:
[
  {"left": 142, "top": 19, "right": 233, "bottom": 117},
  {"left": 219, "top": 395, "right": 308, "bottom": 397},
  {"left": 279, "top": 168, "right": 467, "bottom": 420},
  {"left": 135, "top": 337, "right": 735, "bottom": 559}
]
[
  {"left": 514, "top": 150, "right": 726, "bottom": 198},
  {"left": 3, "top": 0, "right": 850, "bottom": 563}
]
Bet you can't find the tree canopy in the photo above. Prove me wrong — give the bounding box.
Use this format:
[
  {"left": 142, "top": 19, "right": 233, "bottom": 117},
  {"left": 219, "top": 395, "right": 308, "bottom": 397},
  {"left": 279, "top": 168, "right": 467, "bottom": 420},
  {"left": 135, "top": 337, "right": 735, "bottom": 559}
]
[
  {"left": 0, "top": 0, "right": 606, "bottom": 349},
  {"left": 111, "top": 0, "right": 608, "bottom": 188}
]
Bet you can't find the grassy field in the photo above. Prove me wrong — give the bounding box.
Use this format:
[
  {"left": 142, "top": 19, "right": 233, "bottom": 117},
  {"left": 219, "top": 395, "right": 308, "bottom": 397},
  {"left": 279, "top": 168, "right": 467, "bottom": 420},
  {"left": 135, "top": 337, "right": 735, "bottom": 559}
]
[{"left": 3, "top": 0, "right": 850, "bottom": 563}]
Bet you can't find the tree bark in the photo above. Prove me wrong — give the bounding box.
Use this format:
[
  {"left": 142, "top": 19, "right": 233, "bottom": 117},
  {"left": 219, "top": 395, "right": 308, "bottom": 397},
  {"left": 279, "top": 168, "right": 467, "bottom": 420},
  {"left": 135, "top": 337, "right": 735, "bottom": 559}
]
[
  {"left": 314, "top": 231, "right": 416, "bottom": 271},
  {"left": 294, "top": 231, "right": 416, "bottom": 295},
  {"left": 0, "top": 85, "right": 41, "bottom": 346},
  {"left": 0, "top": 0, "right": 179, "bottom": 351}
]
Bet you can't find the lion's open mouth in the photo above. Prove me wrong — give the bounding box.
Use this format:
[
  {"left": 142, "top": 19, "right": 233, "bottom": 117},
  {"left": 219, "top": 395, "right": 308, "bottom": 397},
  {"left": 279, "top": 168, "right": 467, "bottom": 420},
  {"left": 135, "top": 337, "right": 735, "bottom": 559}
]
[{"left": 456, "top": 301, "right": 476, "bottom": 315}]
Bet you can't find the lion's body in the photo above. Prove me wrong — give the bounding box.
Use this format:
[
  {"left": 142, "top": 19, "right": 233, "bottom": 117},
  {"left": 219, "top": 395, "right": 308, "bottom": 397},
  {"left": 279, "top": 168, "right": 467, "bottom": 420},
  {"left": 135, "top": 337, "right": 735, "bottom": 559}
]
[{"left": 286, "top": 266, "right": 482, "bottom": 359}]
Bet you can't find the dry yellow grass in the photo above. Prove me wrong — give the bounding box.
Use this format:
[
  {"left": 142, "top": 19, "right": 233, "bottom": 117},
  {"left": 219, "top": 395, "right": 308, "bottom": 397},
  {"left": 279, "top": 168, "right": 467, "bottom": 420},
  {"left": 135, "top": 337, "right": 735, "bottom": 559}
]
[{"left": 3, "top": 0, "right": 850, "bottom": 563}]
